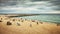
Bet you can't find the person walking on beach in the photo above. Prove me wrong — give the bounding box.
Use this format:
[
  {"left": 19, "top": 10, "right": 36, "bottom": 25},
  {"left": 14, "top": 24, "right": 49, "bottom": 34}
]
[
  {"left": 37, "top": 22, "right": 39, "bottom": 25},
  {"left": 17, "top": 22, "right": 20, "bottom": 26},
  {"left": 30, "top": 24, "right": 32, "bottom": 27},
  {"left": 57, "top": 23, "right": 60, "bottom": 26}
]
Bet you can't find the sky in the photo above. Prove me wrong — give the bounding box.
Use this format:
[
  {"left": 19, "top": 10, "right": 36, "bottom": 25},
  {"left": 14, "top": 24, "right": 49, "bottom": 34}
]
[{"left": 0, "top": 0, "right": 60, "bottom": 14}]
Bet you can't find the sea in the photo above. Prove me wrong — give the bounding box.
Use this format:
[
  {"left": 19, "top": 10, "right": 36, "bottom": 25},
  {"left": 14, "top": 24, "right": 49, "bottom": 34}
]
[{"left": 20, "top": 14, "right": 60, "bottom": 24}]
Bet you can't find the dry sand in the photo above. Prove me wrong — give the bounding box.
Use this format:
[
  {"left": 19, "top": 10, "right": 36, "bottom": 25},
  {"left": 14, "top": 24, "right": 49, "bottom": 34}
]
[{"left": 0, "top": 16, "right": 60, "bottom": 34}]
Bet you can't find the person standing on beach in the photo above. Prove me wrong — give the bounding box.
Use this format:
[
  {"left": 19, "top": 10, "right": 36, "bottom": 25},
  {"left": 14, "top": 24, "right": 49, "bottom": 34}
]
[
  {"left": 30, "top": 24, "right": 32, "bottom": 27},
  {"left": 17, "top": 22, "right": 20, "bottom": 26}
]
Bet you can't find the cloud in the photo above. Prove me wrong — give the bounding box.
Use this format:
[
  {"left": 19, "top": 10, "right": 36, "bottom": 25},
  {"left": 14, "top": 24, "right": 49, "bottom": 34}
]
[
  {"left": 49, "top": 0, "right": 60, "bottom": 11},
  {"left": 0, "top": 0, "right": 60, "bottom": 14}
]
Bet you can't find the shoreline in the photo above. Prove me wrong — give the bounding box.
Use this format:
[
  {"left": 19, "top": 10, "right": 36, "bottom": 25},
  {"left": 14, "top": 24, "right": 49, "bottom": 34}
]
[{"left": 0, "top": 16, "right": 60, "bottom": 34}]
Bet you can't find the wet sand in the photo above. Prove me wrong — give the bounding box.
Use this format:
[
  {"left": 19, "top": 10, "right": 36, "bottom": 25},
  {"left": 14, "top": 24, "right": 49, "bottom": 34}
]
[{"left": 0, "top": 16, "right": 60, "bottom": 34}]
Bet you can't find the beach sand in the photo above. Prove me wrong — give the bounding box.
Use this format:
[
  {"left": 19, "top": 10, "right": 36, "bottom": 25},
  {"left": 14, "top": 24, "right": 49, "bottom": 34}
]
[{"left": 0, "top": 16, "right": 60, "bottom": 34}]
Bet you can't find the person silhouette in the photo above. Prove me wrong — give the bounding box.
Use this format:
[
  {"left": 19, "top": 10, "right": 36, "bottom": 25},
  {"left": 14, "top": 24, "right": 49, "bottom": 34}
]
[
  {"left": 37, "top": 22, "right": 39, "bottom": 25},
  {"left": 57, "top": 23, "right": 60, "bottom": 26},
  {"left": 13, "top": 19, "right": 15, "bottom": 21},
  {"left": 17, "top": 23, "right": 20, "bottom": 26},
  {"left": 0, "top": 20, "right": 2, "bottom": 22},
  {"left": 30, "top": 24, "right": 32, "bottom": 27},
  {"left": 7, "top": 21, "right": 12, "bottom": 25}
]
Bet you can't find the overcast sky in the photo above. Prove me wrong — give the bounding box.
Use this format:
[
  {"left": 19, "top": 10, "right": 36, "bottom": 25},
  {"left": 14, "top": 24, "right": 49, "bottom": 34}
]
[{"left": 0, "top": 0, "right": 60, "bottom": 14}]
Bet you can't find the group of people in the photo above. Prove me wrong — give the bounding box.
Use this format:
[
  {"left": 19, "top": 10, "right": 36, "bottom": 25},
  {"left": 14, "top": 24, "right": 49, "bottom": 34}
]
[{"left": 0, "top": 16, "right": 59, "bottom": 27}]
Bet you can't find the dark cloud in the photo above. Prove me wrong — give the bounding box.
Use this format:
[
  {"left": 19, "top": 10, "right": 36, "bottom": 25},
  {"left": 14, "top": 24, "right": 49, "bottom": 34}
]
[
  {"left": 0, "top": 0, "right": 17, "bottom": 6},
  {"left": 32, "top": 0, "right": 48, "bottom": 1},
  {"left": 31, "top": 0, "right": 42, "bottom": 2},
  {"left": 52, "top": 6, "right": 60, "bottom": 11},
  {"left": 49, "top": 0, "right": 60, "bottom": 10},
  {"left": 0, "top": 0, "right": 60, "bottom": 11},
  {"left": 50, "top": 0, "right": 60, "bottom": 5}
]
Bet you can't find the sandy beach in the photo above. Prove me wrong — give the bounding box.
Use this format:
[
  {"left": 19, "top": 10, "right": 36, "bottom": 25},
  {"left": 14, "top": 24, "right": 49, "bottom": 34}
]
[{"left": 0, "top": 16, "right": 60, "bottom": 34}]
